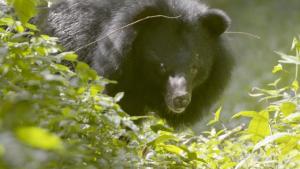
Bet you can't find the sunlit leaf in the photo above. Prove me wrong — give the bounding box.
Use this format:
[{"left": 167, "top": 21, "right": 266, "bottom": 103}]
[
  {"left": 253, "top": 133, "right": 290, "bottom": 151},
  {"left": 25, "top": 22, "right": 38, "bottom": 31},
  {"left": 280, "top": 102, "right": 296, "bottom": 116},
  {"left": 114, "top": 92, "right": 124, "bottom": 102},
  {"left": 54, "top": 64, "right": 70, "bottom": 72},
  {"left": 235, "top": 156, "right": 250, "bottom": 169},
  {"left": 16, "top": 127, "right": 63, "bottom": 150},
  {"left": 61, "top": 107, "right": 72, "bottom": 117},
  {"left": 292, "top": 80, "right": 299, "bottom": 91},
  {"left": 148, "top": 133, "right": 178, "bottom": 146},
  {"left": 7, "top": 0, "right": 37, "bottom": 24},
  {"left": 272, "top": 64, "right": 283, "bottom": 74},
  {"left": 15, "top": 21, "right": 24, "bottom": 33},
  {"left": 150, "top": 123, "right": 174, "bottom": 133},
  {"left": 276, "top": 51, "right": 300, "bottom": 65},
  {"left": 207, "top": 107, "right": 222, "bottom": 126},
  {"left": 283, "top": 113, "right": 300, "bottom": 123},
  {"left": 247, "top": 111, "right": 270, "bottom": 142},
  {"left": 0, "top": 17, "right": 14, "bottom": 26},
  {"left": 90, "top": 84, "right": 104, "bottom": 97},
  {"left": 232, "top": 111, "right": 257, "bottom": 119},
  {"left": 280, "top": 136, "right": 298, "bottom": 155},
  {"left": 268, "top": 78, "right": 281, "bottom": 87},
  {"left": 160, "top": 144, "right": 183, "bottom": 155},
  {"left": 61, "top": 52, "right": 78, "bottom": 61},
  {"left": 128, "top": 116, "right": 153, "bottom": 121},
  {"left": 76, "top": 62, "right": 98, "bottom": 81},
  {"left": 291, "top": 37, "right": 300, "bottom": 50}
]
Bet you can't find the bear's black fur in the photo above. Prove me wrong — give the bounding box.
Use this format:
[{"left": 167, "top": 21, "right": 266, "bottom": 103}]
[{"left": 39, "top": 0, "right": 234, "bottom": 127}]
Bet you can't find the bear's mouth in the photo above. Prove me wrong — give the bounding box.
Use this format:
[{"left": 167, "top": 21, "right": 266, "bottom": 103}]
[{"left": 167, "top": 106, "right": 186, "bottom": 114}]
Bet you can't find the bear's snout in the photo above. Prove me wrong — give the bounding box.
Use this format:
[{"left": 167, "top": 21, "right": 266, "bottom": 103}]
[{"left": 166, "top": 75, "right": 191, "bottom": 113}]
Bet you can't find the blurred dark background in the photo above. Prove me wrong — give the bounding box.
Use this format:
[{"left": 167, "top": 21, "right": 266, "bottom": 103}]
[{"left": 194, "top": 0, "right": 300, "bottom": 131}]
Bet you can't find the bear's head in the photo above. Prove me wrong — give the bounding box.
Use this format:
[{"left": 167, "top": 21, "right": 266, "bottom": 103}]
[
  {"left": 94, "top": 0, "right": 231, "bottom": 116},
  {"left": 131, "top": 9, "right": 230, "bottom": 113}
]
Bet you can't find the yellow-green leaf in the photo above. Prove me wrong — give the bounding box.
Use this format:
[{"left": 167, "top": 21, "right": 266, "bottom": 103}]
[
  {"left": 253, "top": 133, "right": 290, "bottom": 152},
  {"left": 280, "top": 102, "right": 296, "bottom": 116},
  {"left": 291, "top": 37, "right": 300, "bottom": 50},
  {"left": 272, "top": 64, "right": 283, "bottom": 74},
  {"left": 62, "top": 107, "right": 72, "bottom": 117},
  {"left": 114, "top": 92, "right": 124, "bottom": 102},
  {"left": 247, "top": 111, "right": 270, "bottom": 142},
  {"left": 283, "top": 113, "right": 300, "bottom": 123},
  {"left": 292, "top": 80, "right": 299, "bottom": 91},
  {"left": 207, "top": 107, "right": 222, "bottom": 126},
  {"left": 148, "top": 134, "right": 178, "bottom": 146},
  {"left": 16, "top": 127, "right": 63, "bottom": 150},
  {"left": 25, "top": 22, "right": 38, "bottom": 31},
  {"left": 0, "top": 17, "right": 14, "bottom": 26},
  {"left": 15, "top": 21, "right": 24, "bottom": 33},
  {"left": 61, "top": 52, "right": 78, "bottom": 61},
  {"left": 232, "top": 111, "right": 258, "bottom": 119},
  {"left": 7, "top": 0, "right": 38, "bottom": 24},
  {"left": 54, "top": 64, "right": 70, "bottom": 72},
  {"left": 280, "top": 136, "right": 298, "bottom": 155},
  {"left": 160, "top": 144, "right": 183, "bottom": 155},
  {"left": 90, "top": 84, "right": 104, "bottom": 97}
]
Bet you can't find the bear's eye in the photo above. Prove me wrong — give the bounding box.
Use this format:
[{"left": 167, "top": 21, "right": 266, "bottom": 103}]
[
  {"left": 160, "top": 63, "right": 167, "bottom": 73},
  {"left": 191, "top": 66, "right": 198, "bottom": 75}
]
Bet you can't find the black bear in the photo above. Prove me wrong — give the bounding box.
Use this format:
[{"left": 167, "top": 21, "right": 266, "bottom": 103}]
[{"left": 39, "top": 0, "right": 234, "bottom": 127}]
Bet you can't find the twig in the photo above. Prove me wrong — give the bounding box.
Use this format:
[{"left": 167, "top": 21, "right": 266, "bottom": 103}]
[
  {"left": 225, "top": 31, "right": 261, "bottom": 39},
  {"left": 75, "top": 15, "right": 181, "bottom": 52}
]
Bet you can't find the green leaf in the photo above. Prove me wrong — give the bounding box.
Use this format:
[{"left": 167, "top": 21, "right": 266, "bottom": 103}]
[
  {"left": 292, "top": 80, "right": 299, "bottom": 91},
  {"left": 207, "top": 107, "right": 222, "bottom": 126},
  {"left": 16, "top": 127, "right": 63, "bottom": 150},
  {"left": 280, "top": 136, "right": 298, "bottom": 155},
  {"left": 283, "top": 113, "right": 300, "bottom": 123},
  {"left": 160, "top": 144, "right": 183, "bottom": 155},
  {"left": 15, "top": 21, "right": 24, "bottom": 33},
  {"left": 61, "top": 52, "right": 78, "bottom": 61},
  {"left": 76, "top": 62, "right": 98, "bottom": 81},
  {"left": 280, "top": 102, "right": 296, "bottom": 116},
  {"left": 114, "top": 92, "right": 124, "bottom": 102},
  {"left": 25, "top": 22, "right": 39, "bottom": 31},
  {"left": 128, "top": 116, "right": 153, "bottom": 121},
  {"left": 268, "top": 78, "right": 281, "bottom": 87},
  {"left": 247, "top": 111, "right": 271, "bottom": 142},
  {"left": 54, "top": 64, "right": 70, "bottom": 72},
  {"left": 148, "top": 133, "right": 178, "bottom": 146},
  {"left": 276, "top": 51, "right": 300, "bottom": 65},
  {"left": 150, "top": 123, "right": 174, "bottom": 133},
  {"left": 232, "top": 111, "right": 258, "bottom": 119},
  {"left": 90, "top": 84, "right": 104, "bottom": 97},
  {"left": 61, "top": 107, "right": 72, "bottom": 117},
  {"left": 272, "top": 64, "right": 283, "bottom": 74},
  {"left": 0, "top": 17, "right": 14, "bottom": 26},
  {"left": 253, "top": 133, "right": 290, "bottom": 151},
  {"left": 291, "top": 37, "right": 300, "bottom": 50},
  {"left": 7, "top": 0, "right": 38, "bottom": 24}
]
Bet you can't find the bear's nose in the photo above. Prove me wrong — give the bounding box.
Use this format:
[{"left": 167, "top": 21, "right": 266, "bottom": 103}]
[{"left": 173, "top": 94, "right": 191, "bottom": 108}]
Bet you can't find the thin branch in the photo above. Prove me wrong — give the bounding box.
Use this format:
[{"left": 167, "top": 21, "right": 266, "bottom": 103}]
[
  {"left": 225, "top": 31, "right": 261, "bottom": 39},
  {"left": 75, "top": 15, "right": 181, "bottom": 52}
]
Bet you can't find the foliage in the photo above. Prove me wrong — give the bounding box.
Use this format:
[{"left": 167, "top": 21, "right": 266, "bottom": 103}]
[{"left": 1, "top": 1, "right": 300, "bottom": 169}]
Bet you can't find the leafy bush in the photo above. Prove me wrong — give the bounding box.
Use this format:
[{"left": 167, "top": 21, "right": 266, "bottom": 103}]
[{"left": 1, "top": 1, "right": 300, "bottom": 169}]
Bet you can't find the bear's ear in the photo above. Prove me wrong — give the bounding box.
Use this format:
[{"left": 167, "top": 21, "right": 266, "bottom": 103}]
[{"left": 201, "top": 9, "right": 231, "bottom": 36}]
